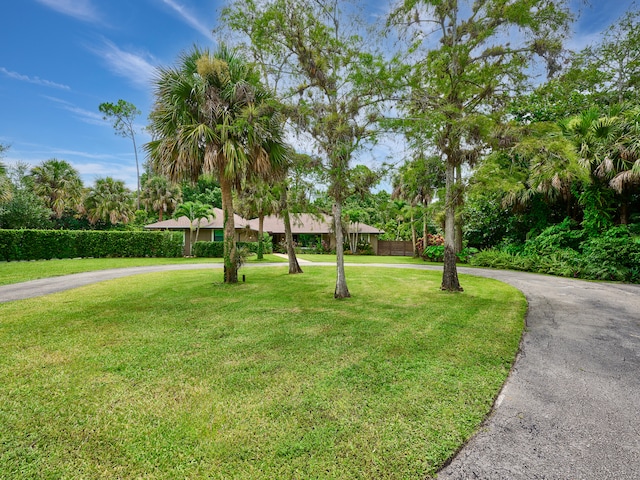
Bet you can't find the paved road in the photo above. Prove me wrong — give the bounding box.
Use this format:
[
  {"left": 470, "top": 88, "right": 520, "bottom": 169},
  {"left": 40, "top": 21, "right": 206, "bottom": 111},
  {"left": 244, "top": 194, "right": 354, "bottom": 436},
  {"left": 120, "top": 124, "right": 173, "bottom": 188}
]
[{"left": 1, "top": 263, "right": 639, "bottom": 479}]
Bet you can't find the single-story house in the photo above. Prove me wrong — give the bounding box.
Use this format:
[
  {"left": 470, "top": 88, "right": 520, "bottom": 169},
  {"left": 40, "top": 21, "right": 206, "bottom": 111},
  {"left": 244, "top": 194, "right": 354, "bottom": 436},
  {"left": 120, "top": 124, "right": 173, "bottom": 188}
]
[
  {"left": 144, "top": 207, "right": 253, "bottom": 256},
  {"left": 145, "top": 210, "right": 383, "bottom": 256},
  {"left": 245, "top": 213, "right": 383, "bottom": 253}
]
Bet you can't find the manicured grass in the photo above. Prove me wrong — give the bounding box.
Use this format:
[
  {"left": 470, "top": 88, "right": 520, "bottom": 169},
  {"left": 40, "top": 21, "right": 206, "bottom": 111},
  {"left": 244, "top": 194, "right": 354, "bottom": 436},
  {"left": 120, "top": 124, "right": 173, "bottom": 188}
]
[
  {"left": 0, "top": 267, "right": 525, "bottom": 479},
  {"left": 298, "top": 254, "right": 434, "bottom": 265},
  {"left": 0, "top": 254, "right": 286, "bottom": 286}
]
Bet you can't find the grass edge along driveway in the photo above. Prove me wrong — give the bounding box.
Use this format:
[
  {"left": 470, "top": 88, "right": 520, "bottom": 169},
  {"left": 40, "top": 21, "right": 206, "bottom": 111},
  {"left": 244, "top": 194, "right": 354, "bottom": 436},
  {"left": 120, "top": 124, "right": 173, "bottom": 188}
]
[
  {"left": 0, "top": 266, "right": 525, "bottom": 479},
  {"left": 0, "top": 255, "right": 433, "bottom": 287}
]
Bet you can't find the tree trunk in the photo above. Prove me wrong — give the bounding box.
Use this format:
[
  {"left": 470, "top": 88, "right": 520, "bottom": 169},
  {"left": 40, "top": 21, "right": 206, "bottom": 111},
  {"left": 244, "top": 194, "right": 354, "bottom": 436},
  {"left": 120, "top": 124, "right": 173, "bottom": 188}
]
[
  {"left": 220, "top": 176, "right": 238, "bottom": 284},
  {"left": 280, "top": 187, "right": 302, "bottom": 274},
  {"left": 354, "top": 222, "right": 359, "bottom": 254},
  {"left": 195, "top": 222, "right": 201, "bottom": 254},
  {"left": 257, "top": 214, "right": 264, "bottom": 259},
  {"left": 455, "top": 164, "right": 463, "bottom": 255},
  {"left": 131, "top": 131, "right": 140, "bottom": 211},
  {"left": 333, "top": 201, "right": 350, "bottom": 298},
  {"left": 411, "top": 210, "right": 418, "bottom": 257},
  {"left": 442, "top": 160, "right": 463, "bottom": 292},
  {"left": 620, "top": 200, "right": 629, "bottom": 225},
  {"left": 423, "top": 211, "right": 428, "bottom": 242}
]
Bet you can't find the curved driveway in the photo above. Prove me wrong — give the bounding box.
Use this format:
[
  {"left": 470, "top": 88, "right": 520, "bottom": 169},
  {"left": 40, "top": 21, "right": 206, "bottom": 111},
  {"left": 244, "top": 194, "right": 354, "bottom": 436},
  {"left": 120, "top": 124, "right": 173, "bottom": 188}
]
[{"left": 1, "top": 263, "right": 639, "bottom": 479}]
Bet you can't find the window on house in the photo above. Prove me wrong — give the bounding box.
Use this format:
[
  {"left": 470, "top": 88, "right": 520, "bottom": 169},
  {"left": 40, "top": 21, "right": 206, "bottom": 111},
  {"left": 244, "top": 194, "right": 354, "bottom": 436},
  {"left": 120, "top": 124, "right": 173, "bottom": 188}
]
[{"left": 213, "top": 229, "right": 224, "bottom": 242}]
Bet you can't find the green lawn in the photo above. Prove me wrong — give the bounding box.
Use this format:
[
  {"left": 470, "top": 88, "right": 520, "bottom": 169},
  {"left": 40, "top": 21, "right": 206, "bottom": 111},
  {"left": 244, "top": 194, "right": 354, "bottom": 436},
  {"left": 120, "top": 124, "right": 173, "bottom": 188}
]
[
  {"left": 299, "top": 254, "right": 433, "bottom": 265},
  {"left": 0, "top": 254, "right": 286, "bottom": 286},
  {"left": 0, "top": 266, "right": 525, "bottom": 479}
]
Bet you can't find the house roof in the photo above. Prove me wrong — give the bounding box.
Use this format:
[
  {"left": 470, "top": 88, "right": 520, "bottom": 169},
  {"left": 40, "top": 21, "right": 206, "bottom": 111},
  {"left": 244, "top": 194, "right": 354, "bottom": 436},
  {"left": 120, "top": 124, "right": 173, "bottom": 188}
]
[
  {"left": 144, "top": 208, "right": 249, "bottom": 230},
  {"left": 145, "top": 209, "right": 383, "bottom": 234},
  {"left": 247, "top": 213, "right": 383, "bottom": 235}
]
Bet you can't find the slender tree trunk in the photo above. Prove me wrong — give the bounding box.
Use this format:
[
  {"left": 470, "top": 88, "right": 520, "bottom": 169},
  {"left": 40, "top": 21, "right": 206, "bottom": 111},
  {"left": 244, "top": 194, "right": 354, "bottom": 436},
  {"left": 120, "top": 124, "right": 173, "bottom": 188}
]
[
  {"left": 354, "top": 223, "right": 359, "bottom": 254},
  {"left": 411, "top": 210, "right": 418, "bottom": 257},
  {"left": 220, "top": 176, "right": 238, "bottom": 284},
  {"left": 333, "top": 201, "right": 350, "bottom": 298},
  {"left": 349, "top": 227, "right": 357, "bottom": 254},
  {"left": 455, "top": 164, "right": 463, "bottom": 255},
  {"left": 131, "top": 131, "right": 140, "bottom": 211},
  {"left": 195, "top": 222, "right": 201, "bottom": 252},
  {"left": 423, "top": 210, "right": 428, "bottom": 242},
  {"left": 188, "top": 226, "right": 196, "bottom": 256},
  {"left": 257, "top": 213, "right": 265, "bottom": 259},
  {"left": 442, "top": 160, "right": 463, "bottom": 292},
  {"left": 159, "top": 209, "right": 163, "bottom": 222},
  {"left": 280, "top": 187, "right": 302, "bottom": 274}
]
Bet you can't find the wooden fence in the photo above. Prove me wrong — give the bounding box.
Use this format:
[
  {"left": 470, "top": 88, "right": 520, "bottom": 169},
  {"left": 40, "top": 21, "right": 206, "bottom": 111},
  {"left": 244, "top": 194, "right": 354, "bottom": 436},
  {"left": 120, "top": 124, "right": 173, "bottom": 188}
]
[{"left": 377, "top": 240, "right": 414, "bottom": 256}]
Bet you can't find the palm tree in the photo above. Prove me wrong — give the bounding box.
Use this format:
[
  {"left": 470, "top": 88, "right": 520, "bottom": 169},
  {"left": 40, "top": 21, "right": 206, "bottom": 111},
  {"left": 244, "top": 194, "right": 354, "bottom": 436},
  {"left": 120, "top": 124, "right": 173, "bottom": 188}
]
[
  {"left": 174, "top": 201, "right": 214, "bottom": 253},
  {"left": 235, "top": 179, "right": 278, "bottom": 260},
  {"left": 344, "top": 208, "right": 367, "bottom": 255},
  {"left": 0, "top": 161, "right": 11, "bottom": 204},
  {"left": 146, "top": 45, "right": 289, "bottom": 283},
  {"left": 82, "top": 177, "right": 134, "bottom": 225},
  {"left": 392, "top": 155, "right": 444, "bottom": 256},
  {"left": 607, "top": 108, "right": 640, "bottom": 217},
  {"left": 30, "top": 158, "right": 83, "bottom": 218},
  {"left": 140, "top": 175, "right": 182, "bottom": 222},
  {"left": 560, "top": 107, "right": 640, "bottom": 224},
  {"left": 502, "top": 122, "right": 587, "bottom": 217}
]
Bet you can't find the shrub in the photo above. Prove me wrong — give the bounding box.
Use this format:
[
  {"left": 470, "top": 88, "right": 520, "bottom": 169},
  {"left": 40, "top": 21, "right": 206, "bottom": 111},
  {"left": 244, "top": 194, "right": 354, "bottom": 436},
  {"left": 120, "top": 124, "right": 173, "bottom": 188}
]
[
  {"left": 522, "top": 218, "right": 586, "bottom": 256},
  {"left": 192, "top": 241, "right": 224, "bottom": 257},
  {"left": 456, "top": 247, "right": 479, "bottom": 263},
  {"left": 0, "top": 230, "right": 182, "bottom": 261},
  {"left": 192, "top": 241, "right": 266, "bottom": 258},
  {"left": 578, "top": 228, "right": 640, "bottom": 282},
  {"left": 471, "top": 226, "right": 640, "bottom": 283},
  {"left": 416, "top": 234, "right": 445, "bottom": 257}
]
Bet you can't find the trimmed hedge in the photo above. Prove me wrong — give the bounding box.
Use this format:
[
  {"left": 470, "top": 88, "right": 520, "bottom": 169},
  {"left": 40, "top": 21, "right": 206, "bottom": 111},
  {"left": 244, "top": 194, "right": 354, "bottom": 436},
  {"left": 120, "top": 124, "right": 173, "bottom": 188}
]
[
  {"left": 0, "top": 229, "right": 183, "bottom": 261},
  {"left": 192, "top": 241, "right": 268, "bottom": 258},
  {"left": 192, "top": 241, "right": 224, "bottom": 258}
]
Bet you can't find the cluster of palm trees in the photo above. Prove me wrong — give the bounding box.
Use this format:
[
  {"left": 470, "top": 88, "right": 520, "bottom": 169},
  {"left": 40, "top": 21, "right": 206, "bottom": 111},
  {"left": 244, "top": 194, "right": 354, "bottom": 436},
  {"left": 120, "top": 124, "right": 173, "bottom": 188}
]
[
  {"left": 0, "top": 157, "right": 184, "bottom": 229},
  {"left": 492, "top": 105, "right": 640, "bottom": 226}
]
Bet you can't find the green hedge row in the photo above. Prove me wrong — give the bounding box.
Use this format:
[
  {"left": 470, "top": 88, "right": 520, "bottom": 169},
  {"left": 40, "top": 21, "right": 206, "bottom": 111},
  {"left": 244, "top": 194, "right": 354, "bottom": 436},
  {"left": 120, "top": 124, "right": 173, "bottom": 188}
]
[
  {"left": 470, "top": 235, "right": 640, "bottom": 283},
  {"left": 192, "top": 241, "right": 269, "bottom": 258},
  {"left": 0, "top": 229, "right": 183, "bottom": 261}
]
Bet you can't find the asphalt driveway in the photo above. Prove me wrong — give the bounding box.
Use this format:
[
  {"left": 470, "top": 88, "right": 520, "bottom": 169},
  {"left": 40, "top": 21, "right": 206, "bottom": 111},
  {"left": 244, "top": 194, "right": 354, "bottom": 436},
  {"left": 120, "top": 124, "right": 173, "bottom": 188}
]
[{"left": 1, "top": 263, "right": 638, "bottom": 479}]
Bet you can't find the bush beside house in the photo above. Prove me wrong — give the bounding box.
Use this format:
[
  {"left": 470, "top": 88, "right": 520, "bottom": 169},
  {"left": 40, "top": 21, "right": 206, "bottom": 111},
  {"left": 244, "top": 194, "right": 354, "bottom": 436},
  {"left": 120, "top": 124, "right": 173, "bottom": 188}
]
[{"left": 192, "top": 240, "right": 270, "bottom": 258}]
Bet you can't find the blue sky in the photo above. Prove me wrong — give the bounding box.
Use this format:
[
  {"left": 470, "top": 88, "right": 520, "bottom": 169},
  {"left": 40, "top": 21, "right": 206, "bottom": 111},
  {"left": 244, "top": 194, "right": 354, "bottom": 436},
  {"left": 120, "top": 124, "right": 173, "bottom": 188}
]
[{"left": 0, "top": 0, "right": 636, "bottom": 191}]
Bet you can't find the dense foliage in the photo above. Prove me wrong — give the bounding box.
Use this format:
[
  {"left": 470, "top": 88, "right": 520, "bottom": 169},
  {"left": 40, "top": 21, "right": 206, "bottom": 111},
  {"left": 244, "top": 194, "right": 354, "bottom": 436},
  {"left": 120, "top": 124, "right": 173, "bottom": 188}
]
[
  {"left": 471, "top": 222, "right": 640, "bottom": 283},
  {"left": 0, "top": 230, "right": 182, "bottom": 261}
]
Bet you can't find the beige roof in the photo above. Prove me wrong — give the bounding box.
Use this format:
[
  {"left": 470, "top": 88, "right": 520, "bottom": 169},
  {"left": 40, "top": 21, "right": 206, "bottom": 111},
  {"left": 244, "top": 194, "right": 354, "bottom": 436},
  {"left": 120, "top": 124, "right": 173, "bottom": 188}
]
[
  {"left": 146, "top": 209, "right": 383, "bottom": 234},
  {"left": 145, "top": 208, "right": 249, "bottom": 230},
  {"left": 247, "top": 213, "right": 383, "bottom": 235}
]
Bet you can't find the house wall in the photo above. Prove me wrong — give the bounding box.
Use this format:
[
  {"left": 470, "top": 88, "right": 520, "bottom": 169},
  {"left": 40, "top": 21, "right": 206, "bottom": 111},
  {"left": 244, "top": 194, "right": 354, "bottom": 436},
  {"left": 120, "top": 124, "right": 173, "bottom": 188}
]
[
  {"left": 183, "top": 229, "right": 213, "bottom": 256},
  {"left": 371, "top": 235, "right": 379, "bottom": 255},
  {"left": 182, "top": 229, "right": 255, "bottom": 256}
]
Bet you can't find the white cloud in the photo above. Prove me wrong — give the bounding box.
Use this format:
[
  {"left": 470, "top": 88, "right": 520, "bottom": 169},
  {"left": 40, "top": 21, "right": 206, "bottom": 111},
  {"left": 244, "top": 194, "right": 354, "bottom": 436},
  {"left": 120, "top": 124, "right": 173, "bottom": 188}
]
[
  {"left": 34, "top": 0, "right": 100, "bottom": 23},
  {"left": 0, "top": 67, "right": 70, "bottom": 90},
  {"left": 42, "top": 96, "right": 105, "bottom": 126},
  {"left": 4, "top": 145, "right": 139, "bottom": 190},
  {"left": 88, "top": 39, "right": 158, "bottom": 90},
  {"left": 159, "top": 0, "right": 213, "bottom": 39},
  {"left": 75, "top": 162, "right": 139, "bottom": 190}
]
